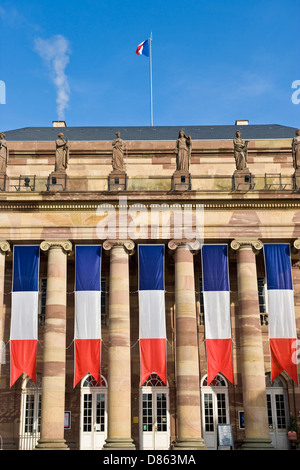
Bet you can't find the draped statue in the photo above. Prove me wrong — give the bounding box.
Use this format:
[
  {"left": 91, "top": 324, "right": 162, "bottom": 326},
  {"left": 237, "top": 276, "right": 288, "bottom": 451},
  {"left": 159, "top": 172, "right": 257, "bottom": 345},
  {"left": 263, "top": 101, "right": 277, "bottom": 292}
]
[
  {"left": 112, "top": 131, "right": 125, "bottom": 171},
  {"left": 55, "top": 133, "right": 69, "bottom": 172},
  {"left": 233, "top": 130, "right": 249, "bottom": 171},
  {"left": 174, "top": 130, "right": 192, "bottom": 171},
  {"left": 292, "top": 129, "right": 300, "bottom": 170},
  {"left": 0, "top": 132, "right": 8, "bottom": 174}
]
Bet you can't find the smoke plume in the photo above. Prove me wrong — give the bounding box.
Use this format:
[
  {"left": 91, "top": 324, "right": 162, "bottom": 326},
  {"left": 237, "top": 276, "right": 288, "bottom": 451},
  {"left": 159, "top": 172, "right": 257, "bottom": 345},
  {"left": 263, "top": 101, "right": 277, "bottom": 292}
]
[{"left": 35, "top": 35, "right": 71, "bottom": 120}]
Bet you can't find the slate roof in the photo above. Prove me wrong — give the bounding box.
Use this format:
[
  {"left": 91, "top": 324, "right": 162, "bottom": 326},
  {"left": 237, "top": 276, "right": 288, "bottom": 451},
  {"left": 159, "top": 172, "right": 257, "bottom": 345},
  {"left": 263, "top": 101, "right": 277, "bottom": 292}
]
[{"left": 3, "top": 124, "right": 297, "bottom": 142}]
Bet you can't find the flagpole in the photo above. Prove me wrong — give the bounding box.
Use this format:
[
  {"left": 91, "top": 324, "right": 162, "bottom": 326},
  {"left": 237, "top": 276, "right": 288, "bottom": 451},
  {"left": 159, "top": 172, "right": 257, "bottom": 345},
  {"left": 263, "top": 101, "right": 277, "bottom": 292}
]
[{"left": 149, "top": 31, "right": 153, "bottom": 126}]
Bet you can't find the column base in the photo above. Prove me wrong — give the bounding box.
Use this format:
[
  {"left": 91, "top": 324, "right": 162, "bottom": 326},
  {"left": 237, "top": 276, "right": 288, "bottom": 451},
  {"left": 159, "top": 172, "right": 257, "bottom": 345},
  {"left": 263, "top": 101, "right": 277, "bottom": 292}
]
[
  {"left": 172, "top": 437, "right": 207, "bottom": 450},
  {"left": 35, "top": 438, "right": 69, "bottom": 450},
  {"left": 241, "top": 437, "right": 274, "bottom": 450},
  {"left": 102, "top": 437, "right": 136, "bottom": 450}
]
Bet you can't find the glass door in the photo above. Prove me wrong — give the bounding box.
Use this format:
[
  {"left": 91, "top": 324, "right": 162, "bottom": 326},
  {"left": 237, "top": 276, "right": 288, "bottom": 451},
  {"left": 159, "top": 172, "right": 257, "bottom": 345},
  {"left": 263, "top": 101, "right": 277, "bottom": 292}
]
[
  {"left": 140, "top": 374, "right": 170, "bottom": 450},
  {"left": 19, "top": 377, "right": 41, "bottom": 450},
  {"left": 201, "top": 374, "right": 229, "bottom": 450},
  {"left": 80, "top": 375, "right": 107, "bottom": 450}
]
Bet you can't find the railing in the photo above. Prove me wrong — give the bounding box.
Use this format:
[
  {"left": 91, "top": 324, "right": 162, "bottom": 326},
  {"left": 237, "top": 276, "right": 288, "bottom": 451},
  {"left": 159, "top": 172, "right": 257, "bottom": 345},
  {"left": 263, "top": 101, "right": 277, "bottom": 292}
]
[{"left": 0, "top": 174, "right": 297, "bottom": 193}]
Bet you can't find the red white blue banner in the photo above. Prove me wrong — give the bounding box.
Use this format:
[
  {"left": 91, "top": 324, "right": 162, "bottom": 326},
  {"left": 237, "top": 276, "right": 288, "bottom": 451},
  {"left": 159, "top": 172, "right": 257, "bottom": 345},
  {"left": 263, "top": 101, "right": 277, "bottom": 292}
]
[
  {"left": 138, "top": 245, "right": 166, "bottom": 385},
  {"left": 74, "top": 245, "right": 102, "bottom": 386},
  {"left": 202, "top": 244, "right": 234, "bottom": 385},
  {"left": 264, "top": 244, "right": 298, "bottom": 384},
  {"left": 10, "top": 245, "right": 40, "bottom": 387}
]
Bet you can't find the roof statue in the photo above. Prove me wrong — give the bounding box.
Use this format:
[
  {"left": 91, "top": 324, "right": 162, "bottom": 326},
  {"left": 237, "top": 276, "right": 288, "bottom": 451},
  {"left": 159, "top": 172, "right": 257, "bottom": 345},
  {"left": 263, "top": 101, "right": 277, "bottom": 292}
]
[
  {"left": 174, "top": 130, "right": 192, "bottom": 172},
  {"left": 112, "top": 131, "right": 125, "bottom": 171},
  {"left": 0, "top": 132, "right": 8, "bottom": 174},
  {"left": 292, "top": 129, "right": 300, "bottom": 170},
  {"left": 233, "top": 130, "right": 249, "bottom": 171},
  {"left": 55, "top": 133, "right": 69, "bottom": 172}
]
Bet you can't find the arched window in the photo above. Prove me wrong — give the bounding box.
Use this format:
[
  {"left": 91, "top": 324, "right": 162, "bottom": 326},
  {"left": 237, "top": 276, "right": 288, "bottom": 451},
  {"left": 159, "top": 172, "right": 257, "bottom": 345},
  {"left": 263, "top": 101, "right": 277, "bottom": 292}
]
[
  {"left": 142, "top": 373, "right": 166, "bottom": 387},
  {"left": 201, "top": 373, "right": 227, "bottom": 387}
]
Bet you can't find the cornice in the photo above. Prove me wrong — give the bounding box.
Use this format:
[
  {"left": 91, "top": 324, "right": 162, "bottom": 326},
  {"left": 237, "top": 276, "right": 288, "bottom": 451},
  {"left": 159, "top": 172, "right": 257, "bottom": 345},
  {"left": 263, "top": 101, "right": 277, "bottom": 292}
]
[{"left": 0, "top": 197, "right": 300, "bottom": 212}]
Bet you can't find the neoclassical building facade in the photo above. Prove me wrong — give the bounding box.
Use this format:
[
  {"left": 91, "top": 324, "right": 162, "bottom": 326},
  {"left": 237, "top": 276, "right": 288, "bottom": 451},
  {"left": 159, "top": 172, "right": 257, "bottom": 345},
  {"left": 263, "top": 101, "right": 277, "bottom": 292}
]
[{"left": 0, "top": 121, "right": 299, "bottom": 451}]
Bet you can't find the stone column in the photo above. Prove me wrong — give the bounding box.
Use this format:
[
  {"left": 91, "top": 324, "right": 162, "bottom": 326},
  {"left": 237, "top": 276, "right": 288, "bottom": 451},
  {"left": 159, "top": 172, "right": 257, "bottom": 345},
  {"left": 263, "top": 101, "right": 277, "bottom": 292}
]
[
  {"left": 231, "top": 239, "right": 273, "bottom": 450},
  {"left": 35, "top": 240, "right": 72, "bottom": 450},
  {"left": 0, "top": 241, "right": 10, "bottom": 380},
  {"left": 102, "top": 240, "right": 136, "bottom": 450},
  {"left": 168, "top": 240, "right": 206, "bottom": 450}
]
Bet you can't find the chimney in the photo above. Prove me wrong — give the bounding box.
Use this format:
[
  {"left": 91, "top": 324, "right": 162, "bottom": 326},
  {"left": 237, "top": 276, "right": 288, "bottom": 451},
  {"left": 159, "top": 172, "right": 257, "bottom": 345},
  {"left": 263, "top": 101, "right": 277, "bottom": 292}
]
[
  {"left": 235, "top": 120, "right": 249, "bottom": 125},
  {"left": 53, "top": 121, "right": 67, "bottom": 127}
]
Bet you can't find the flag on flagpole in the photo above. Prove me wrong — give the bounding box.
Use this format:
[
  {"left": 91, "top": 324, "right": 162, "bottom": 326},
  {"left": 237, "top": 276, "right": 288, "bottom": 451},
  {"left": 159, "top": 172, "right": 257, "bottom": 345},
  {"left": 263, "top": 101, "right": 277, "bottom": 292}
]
[
  {"left": 138, "top": 244, "right": 166, "bottom": 386},
  {"left": 202, "top": 244, "right": 234, "bottom": 385},
  {"left": 264, "top": 244, "right": 298, "bottom": 384},
  {"left": 135, "top": 34, "right": 153, "bottom": 126},
  {"left": 136, "top": 39, "right": 149, "bottom": 57},
  {"left": 74, "top": 245, "right": 102, "bottom": 386},
  {"left": 10, "top": 245, "right": 40, "bottom": 387}
]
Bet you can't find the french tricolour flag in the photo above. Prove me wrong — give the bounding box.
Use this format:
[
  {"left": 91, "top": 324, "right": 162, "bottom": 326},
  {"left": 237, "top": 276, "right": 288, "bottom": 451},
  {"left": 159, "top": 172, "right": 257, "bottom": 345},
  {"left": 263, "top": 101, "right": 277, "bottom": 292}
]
[
  {"left": 202, "top": 244, "right": 234, "bottom": 385},
  {"left": 10, "top": 245, "right": 40, "bottom": 387},
  {"left": 264, "top": 244, "right": 298, "bottom": 384},
  {"left": 74, "top": 245, "right": 102, "bottom": 386},
  {"left": 136, "top": 39, "right": 149, "bottom": 57},
  {"left": 138, "top": 245, "right": 166, "bottom": 386}
]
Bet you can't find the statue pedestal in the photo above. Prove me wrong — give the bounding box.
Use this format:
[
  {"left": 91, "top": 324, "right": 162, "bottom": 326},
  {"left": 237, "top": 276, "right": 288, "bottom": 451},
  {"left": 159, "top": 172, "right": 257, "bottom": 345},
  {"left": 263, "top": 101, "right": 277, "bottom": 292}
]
[
  {"left": 47, "top": 171, "right": 68, "bottom": 192},
  {"left": 294, "top": 169, "right": 300, "bottom": 190},
  {"left": 108, "top": 170, "right": 127, "bottom": 191},
  {"left": 172, "top": 170, "right": 191, "bottom": 191},
  {"left": 233, "top": 169, "right": 253, "bottom": 190},
  {"left": 0, "top": 173, "right": 8, "bottom": 191}
]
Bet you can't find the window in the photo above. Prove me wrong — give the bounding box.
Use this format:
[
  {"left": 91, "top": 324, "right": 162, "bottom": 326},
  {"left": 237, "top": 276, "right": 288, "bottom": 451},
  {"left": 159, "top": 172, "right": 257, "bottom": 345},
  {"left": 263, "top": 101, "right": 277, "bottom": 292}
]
[
  {"left": 258, "top": 277, "right": 268, "bottom": 326},
  {"left": 101, "top": 278, "right": 107, "bottom": 325},
  {"left": 198, "top": 278, "right": 205, "bottom": 325},
  {"left": 258, "top": 278, "right": 267, "bottom": 313},
  {"left": 39, "top": 278, "right": 47, "bottom": 325}
]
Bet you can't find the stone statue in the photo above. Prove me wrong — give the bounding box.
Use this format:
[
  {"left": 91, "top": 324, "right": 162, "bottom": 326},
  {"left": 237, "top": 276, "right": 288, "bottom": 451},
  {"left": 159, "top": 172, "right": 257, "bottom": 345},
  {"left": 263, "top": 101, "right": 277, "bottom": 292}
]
[
  {"left": 112, "top": 131, "right": 125, "bottom": 171},
  {"left": 174, "top": 130, "right": 192, "bottom": 171},
  {"left": 233, "top": 130, "right": 249, "bottom": 171},
  {"left": 292, "top": 129, "right": 300, "bottom": 170},
  {"left": 0, "top": 132, "right": 8, "bottom": 174},
  {"left": 55, "top": 133, "right": 69, "bottom": 172}
]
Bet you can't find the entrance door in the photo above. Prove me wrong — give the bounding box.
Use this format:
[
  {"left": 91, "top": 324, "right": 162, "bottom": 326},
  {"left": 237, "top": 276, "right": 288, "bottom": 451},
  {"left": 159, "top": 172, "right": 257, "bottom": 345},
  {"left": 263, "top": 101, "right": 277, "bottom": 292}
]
[
  {"left": 80, "top": 374, "right": 107, "bottom": 450},
  {"left": 201, "top": 374, "right": 230, "bottom": 450},
  {"left": 19, "top": 376, "right": 42, "bottom": 450},
  {"left": 140, "top": 374, "right": 170, "bottom": 450},
  {"left": 266, "top": 375, "right": 289, "bottom": 450}
]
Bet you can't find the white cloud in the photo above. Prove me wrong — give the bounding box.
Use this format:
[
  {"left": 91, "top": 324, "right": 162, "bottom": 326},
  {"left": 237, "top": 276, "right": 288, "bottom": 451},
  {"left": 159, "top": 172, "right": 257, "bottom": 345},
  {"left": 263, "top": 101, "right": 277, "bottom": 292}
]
[{"left": 35, "top": 35, "right": 71, "bottom": 120}]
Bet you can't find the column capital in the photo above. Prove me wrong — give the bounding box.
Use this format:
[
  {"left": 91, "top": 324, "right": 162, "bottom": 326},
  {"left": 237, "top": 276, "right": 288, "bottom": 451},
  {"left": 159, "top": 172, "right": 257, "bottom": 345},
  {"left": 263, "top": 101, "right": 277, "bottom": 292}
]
[
  {"left": 293, "top": 239, "right": 300, "bottom": 251},
  {"left": 168, "top": 238, "right": 200, "bottom": 254},
  {"left": 103, "top": 239, "right": 135, "bottom": 255},
  {"left": 40, "top": 239, "right": 72, "bottom": 254},
  {"left": 0, "top": 240, "right": 10, "bottom": 255},
  {"left": 231, "top": 238, "right": 263, "bottom": 254}
]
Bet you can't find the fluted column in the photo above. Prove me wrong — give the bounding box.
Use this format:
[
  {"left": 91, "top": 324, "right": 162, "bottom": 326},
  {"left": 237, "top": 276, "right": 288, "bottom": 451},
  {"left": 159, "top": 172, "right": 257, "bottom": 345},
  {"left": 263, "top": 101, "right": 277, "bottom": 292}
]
[
  {"left": 102, "top": 240, "right": 136, "bottom": 450},
  {"left": 35, "top": 240, "right": 72, "bottom": 450},
  {"left": 168, "top": 239, "right": 206, "bottom": 450},
  {"left": 0, "top": 241, "right": 10, "bottom": 379},
  {"left": 231, "top": 239, "right": 273, "bottom": 450}
]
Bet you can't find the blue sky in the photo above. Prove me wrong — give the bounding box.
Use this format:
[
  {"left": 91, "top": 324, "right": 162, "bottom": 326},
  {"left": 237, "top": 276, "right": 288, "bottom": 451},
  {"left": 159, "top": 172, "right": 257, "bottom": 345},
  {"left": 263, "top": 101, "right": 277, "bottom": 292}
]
[{"left": 0, "top": 0, "right": 299, "bottom": 131}]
